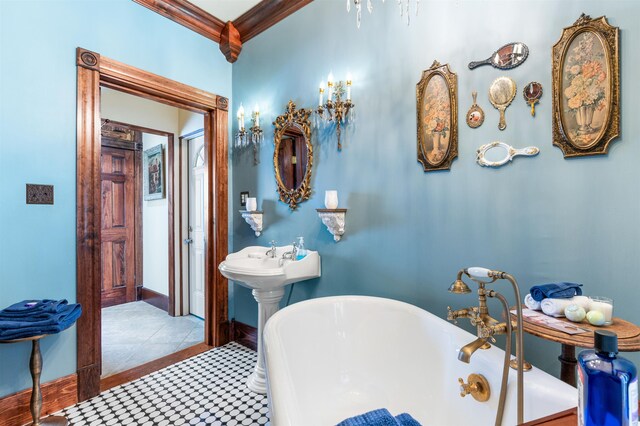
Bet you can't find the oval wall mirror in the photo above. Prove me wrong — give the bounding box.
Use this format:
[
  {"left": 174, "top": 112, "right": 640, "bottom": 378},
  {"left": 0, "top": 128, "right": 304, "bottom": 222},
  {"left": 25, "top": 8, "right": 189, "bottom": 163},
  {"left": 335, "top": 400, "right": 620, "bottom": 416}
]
[
  {"left": 274, "top": 100, "right": 313, "bottom": 210},
  {"left": 476, "top": 141, "right": 539, "bottom": 167},
  {"left": 469, "top": 42, "right": 529, "bottom": 70}
]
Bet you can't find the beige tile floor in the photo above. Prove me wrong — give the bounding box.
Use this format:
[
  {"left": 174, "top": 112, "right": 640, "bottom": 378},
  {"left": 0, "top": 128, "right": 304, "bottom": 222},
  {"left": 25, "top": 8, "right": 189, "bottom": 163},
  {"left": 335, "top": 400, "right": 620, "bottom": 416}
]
[{"left": 101, "top": 301, "right": 204, "bottom": 377}]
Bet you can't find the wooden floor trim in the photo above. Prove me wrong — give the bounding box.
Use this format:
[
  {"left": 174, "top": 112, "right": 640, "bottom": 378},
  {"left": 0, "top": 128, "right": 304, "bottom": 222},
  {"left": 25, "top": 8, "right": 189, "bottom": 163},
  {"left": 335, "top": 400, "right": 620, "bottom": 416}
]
[
  {"left": 139, "top": 287, "right": 170, "bottom": 312},
  {"left": 230, "top": 320, "right": 257, "bottom": 351},
  {"left": 0, "top": 374, "right": 77, "bottom": 426},
  {"left": 100, "top": 342, "right": 212, "bottom": 392}
]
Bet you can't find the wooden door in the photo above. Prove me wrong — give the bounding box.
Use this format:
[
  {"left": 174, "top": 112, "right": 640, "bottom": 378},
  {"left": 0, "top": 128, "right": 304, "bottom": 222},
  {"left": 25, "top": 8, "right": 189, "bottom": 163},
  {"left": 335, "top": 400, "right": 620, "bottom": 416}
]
[
  {"left": 101, "top": 146, "right": 136, "bottom": 307},
  {"left": 188, "top": 137, "right": 206, "bottom": 318}
]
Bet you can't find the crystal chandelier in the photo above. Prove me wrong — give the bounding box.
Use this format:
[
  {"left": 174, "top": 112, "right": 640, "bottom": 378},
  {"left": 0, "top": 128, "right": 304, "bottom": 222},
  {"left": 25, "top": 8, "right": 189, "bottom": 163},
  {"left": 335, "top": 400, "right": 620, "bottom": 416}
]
[{"left": 347, "top": 0, "right": 419, "bottom": 28}]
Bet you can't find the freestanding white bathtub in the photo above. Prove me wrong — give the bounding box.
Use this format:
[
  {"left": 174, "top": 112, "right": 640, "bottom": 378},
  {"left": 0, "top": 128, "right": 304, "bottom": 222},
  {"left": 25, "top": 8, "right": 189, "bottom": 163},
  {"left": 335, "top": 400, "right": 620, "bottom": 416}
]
[{"left": 263, "top": 296, "right": 577, "bottom": 426}]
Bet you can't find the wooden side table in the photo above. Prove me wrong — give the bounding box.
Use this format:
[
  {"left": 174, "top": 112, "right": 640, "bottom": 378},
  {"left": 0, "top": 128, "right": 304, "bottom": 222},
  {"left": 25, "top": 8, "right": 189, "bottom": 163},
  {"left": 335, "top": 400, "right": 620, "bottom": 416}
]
[
  {"left": 0, "top": 335, "right": 68, "bottom": 426},
  {"left": 513, "top": 314, "right": 640, "bottom": 386}
]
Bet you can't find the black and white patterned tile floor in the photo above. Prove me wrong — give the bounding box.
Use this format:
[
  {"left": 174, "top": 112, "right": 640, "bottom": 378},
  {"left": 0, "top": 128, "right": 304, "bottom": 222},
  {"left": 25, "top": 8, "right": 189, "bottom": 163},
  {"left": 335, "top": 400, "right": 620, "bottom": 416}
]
[{"left": 56, "top": 342, "right": 270, "bottom": 426}]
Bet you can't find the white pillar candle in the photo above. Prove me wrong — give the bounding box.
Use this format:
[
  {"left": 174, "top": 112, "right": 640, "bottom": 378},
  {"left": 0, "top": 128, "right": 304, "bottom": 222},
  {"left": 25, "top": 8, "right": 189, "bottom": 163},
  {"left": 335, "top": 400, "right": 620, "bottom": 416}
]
[
  {"left": 237, "top": 104, "right": 245, "bottom": 131},
  {"left": 589, "top": 297, "right": 613, "bottom": 325},
  {"left": 318, "top": 81, "right": 325, "bottom": 106},
  {"left": 254, "top": 104, "right": 260, "bottom": 128},
  {"left": 324, "top": 190, "right": 338, "bottom": 209},
  {"left": 346, "top": 73, "right": 352, "bottom": 101},
  {"left": 246, "top": 197, "right": 257, "bottom": 212},
  {"left": 327, "top": 72, "right": 334, "bottom": 100}
]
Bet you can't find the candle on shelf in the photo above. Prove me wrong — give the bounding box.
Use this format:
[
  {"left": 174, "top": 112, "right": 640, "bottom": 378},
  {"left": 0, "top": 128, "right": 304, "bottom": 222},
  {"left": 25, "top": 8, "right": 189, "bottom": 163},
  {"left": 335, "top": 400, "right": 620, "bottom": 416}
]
[
  {"left": 253, "top": 104, "right": 260, "bottom": 127},
  {"left": 324, "top": 190, "right": 339, "bottom": 209},
  {"left": 589, "top": 296, "right": 613, "bottom": 325},
  {"left": 319, "top": 81, "right": 325, "bottom": 106},
  {"left": 346, "top": 73, "right": 352, "bottom": 101},
  {"left": 246, "top": 197, "right": 257, "bottom": 212},
  {"left": 237, "top": 103, "right": 245, "bottom": 131}
]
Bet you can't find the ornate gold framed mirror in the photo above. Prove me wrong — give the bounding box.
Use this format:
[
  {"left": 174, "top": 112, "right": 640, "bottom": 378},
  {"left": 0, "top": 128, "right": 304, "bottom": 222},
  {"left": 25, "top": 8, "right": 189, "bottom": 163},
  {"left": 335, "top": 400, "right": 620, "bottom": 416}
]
[{"left": 274, "top": 100, "right": 313, "bottom": 210}]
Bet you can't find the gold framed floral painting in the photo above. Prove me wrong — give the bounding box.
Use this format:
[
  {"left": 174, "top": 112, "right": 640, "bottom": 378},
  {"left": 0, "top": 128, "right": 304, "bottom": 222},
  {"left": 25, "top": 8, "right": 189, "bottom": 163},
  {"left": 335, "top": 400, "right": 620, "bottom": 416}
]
[
  {"left": 552, "top": 14, "right": 620, "bottom": 158},
  {"left": 417, "top": 60, "right": 458, "bottom": 171}
]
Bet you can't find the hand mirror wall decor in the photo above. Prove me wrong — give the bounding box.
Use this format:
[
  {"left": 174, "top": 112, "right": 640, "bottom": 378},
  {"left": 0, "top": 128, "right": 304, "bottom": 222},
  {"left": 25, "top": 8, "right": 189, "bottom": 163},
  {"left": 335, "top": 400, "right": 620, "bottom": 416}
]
[
  {"left": 466, "top": 91, "right": 485, "bottom": 128},
  {"left": 416, "top": 60, "right": 458, "bottom": 172},
  {"left": 489, "top": 76, "right": 517, "bottom": 131},
  {"left": 552, "top": 14, "right": 620, "bottom": 158},
  {"left": 469, "top": 42, "right": 529, "bottom": 70},
  {"left": 476, "top": 141, "right": 539, "bottom": 167},
  {"left": 274, "top": 100, "right": 313, "bottom": 210},
  {"left": 523, "top": 82, "right": 543, "bottom": 116}
]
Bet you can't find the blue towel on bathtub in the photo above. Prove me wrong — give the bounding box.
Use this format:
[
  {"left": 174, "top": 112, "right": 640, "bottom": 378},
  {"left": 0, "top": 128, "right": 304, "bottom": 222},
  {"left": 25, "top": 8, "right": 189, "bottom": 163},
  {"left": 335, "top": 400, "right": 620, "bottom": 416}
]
[
  {"left": 337, "top": 409, "right": 422, "bottom": 426},
  {"left": 529, "top": 282, "right": 583, "bottom": 301}
]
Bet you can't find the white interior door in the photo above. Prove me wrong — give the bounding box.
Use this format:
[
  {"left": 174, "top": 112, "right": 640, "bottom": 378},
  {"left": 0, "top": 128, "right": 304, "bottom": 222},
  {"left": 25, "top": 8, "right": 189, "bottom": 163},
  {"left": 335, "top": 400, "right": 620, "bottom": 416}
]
[{"left": 188, "top": 136, "right": 206, "bottom": 318}]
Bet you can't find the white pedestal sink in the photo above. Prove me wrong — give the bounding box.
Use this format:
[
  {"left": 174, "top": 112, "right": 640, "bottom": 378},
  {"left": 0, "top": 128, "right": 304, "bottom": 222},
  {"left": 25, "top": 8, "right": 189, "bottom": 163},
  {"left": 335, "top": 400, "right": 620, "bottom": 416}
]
[{"left": 218, "top": 245, "right": 321, "bottom": 394}]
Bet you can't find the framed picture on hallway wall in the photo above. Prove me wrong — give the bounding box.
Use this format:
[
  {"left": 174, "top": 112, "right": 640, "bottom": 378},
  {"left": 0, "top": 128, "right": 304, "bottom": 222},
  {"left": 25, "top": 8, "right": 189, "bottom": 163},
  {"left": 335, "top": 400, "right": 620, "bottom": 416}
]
[
  {"left": 143, "top": 144, "right": 165, "bottom": 200},
  {"left": 416, "top": 60, "right": 458, "bottom": 172},
  {"left": 552, "top": 14, "right": 620, "bottom": 158}
]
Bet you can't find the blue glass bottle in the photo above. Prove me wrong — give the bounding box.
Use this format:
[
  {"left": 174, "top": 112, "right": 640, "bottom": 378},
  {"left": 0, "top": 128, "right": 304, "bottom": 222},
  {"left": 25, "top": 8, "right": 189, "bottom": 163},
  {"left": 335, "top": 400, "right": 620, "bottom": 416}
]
[{"left": 578, "top": 330, "right": 638, "bottom": 426}]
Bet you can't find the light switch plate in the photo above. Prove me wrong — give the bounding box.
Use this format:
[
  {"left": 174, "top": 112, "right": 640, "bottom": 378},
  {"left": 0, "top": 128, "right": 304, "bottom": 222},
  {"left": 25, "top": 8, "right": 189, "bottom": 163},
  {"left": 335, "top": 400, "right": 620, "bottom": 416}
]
[{"left": 240, "top": 191, "right": 249, "bottom": 207}]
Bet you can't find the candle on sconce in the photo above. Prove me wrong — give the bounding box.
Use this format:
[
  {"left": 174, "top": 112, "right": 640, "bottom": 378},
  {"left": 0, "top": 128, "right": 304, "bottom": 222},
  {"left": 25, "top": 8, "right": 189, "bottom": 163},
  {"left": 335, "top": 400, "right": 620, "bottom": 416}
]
[
  {"left": 246, "top": 197, "right": 257, "bottom": 212},
  {"left": 324, "top": 190, "right": 339, "bottom": 209},
  {"left": 253, "top": 103, "right": 260, "bottom": 127},
  {"left": 237, "top": 103, "right": 245, "bottom": 131},
  {"left": 319, "top": 81, "right": 325, "bottom": 106},
  {"left": 346, "top": 73, "right": 352, "bottom": 101},
  {"left": 327, "top": 72, "right": 334, "bottom": 100}
]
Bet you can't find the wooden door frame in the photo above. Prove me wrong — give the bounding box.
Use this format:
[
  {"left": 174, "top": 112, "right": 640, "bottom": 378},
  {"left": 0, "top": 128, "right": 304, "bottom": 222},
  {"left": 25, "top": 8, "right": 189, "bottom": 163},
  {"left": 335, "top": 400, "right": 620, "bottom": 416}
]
[
  {"left": 178, "top": 128, "right": 206, "bottom": 316},
  {"left": 76, "top": 47, "right": 229, "bottom": 401}
]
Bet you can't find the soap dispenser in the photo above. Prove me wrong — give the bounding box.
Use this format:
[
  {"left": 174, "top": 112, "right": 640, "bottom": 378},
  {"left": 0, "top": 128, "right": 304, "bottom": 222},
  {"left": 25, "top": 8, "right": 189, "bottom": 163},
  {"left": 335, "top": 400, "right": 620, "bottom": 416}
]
[
  {"left": 578, "top": 330, "right": 638, "bottom": 426},
  {"left": 296, "top": 236, "right": 307, "bottom": 260}
]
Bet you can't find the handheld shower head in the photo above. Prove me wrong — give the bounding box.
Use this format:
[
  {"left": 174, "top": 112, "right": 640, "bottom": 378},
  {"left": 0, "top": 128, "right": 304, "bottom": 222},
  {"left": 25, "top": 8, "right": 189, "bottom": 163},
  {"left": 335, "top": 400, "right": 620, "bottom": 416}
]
[{"left": 448, "top": 279, "right": 472, "bottom": 294}]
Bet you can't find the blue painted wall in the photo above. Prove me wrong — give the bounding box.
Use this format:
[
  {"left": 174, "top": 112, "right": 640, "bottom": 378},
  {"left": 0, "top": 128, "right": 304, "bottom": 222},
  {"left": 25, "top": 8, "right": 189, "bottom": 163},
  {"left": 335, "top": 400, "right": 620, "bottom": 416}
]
[
  {"left": 231, "top": 0, "right": 640, "bottom": 375},
  {"left": 0, "top": 0, "right": 231, "bottom": 397}
]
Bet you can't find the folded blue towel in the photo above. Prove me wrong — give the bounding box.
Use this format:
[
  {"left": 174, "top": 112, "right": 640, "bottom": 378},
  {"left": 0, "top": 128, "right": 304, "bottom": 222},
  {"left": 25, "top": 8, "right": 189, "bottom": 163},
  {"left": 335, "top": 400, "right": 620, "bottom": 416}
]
[
  {"left": 0, "top": 305, "right": 80, "bottom": 328},
  {"left": 530, "top": 282, "right": 583, "bottom": 302},
  {"left": 395, "top": 413, "right": 421, "bottom": 426},
  {"left": 0, "top": 304, "right": 81, "bottom": 340},
  {"left": 337, "top": 409, "right": 422, "bottom": 426},
  {"left": 0, "top": 299, "right": 69, "bottom": 318}
]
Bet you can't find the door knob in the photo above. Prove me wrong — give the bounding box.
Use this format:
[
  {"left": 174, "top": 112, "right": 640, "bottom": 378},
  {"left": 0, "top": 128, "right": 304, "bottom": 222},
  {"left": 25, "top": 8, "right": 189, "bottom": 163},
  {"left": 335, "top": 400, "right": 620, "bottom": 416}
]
[{"left": 184, "top": 238, "right": 193, "bottom": 244}]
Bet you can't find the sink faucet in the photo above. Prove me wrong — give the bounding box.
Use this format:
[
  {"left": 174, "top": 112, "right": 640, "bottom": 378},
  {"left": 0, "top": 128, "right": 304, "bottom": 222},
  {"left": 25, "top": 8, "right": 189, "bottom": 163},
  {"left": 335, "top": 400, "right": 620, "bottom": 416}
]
[
  {"left": 265, "top": 240, "right": 277, "bottom": 258},
  {"left": 280, "top": 242, "right": 298, "bottom": 265},
  {"left": 447, "top": 267, "right": 530, "bottom": 426}
]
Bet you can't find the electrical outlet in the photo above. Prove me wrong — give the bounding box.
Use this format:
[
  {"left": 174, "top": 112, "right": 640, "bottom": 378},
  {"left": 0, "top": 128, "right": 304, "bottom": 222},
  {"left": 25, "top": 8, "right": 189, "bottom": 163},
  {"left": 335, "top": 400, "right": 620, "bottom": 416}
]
[
  {"left": 240, "top": 191, "right": 249, "bottom": 207},
  {"left": 26, "top": 184, "right": 54, "bottom": 205}
]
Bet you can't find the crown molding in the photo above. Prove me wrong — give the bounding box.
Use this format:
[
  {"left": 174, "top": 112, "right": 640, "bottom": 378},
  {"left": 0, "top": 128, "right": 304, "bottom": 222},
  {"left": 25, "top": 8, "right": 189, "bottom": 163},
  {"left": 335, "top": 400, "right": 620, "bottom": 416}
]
[
  {"left": 133, "top": 0, "right": 225, "bottom": 42},
  {"left": 132, "top": 0, "right": 313, "bottom": 63},
  {"left": 234, "top": 0, "right": 314, "bottom": 43}
]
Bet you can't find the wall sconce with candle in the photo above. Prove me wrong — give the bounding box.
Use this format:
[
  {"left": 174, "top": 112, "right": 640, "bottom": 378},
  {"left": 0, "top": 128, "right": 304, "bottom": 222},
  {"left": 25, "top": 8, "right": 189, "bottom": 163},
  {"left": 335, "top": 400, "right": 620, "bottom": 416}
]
[
  {"left": 235, "top": 103, "right": 264, "bottom": 165},
  {"left": 316, "top": 73, "right": 354, "bottom": 151}
]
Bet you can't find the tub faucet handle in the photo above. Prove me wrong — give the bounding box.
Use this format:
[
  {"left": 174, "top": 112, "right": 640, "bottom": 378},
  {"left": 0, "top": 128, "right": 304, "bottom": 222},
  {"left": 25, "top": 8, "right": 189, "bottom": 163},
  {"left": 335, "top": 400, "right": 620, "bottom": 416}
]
[
  {"left": 446, "top": 306, "right": 457, "bottom": 324},
  {"left": 458, "top": 374, "right": 491, "bottom": 402}
]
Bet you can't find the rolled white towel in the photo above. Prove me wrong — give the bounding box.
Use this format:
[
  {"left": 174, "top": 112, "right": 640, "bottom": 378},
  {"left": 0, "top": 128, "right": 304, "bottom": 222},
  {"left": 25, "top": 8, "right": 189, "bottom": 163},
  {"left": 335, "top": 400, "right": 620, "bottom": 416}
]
[
  {"left": 541, "top": 296, "right": 591, "bottom": 317},
  {"left": 524, "top": 294, "right": 541, "bottom": 311}
]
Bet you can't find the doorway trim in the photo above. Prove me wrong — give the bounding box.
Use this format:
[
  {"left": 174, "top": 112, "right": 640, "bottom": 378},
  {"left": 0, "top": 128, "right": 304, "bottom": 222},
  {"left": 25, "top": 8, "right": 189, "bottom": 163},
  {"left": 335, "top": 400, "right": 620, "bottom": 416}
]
[{"left": 76, "top": 48, "right": 229, "bottom": 401}]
